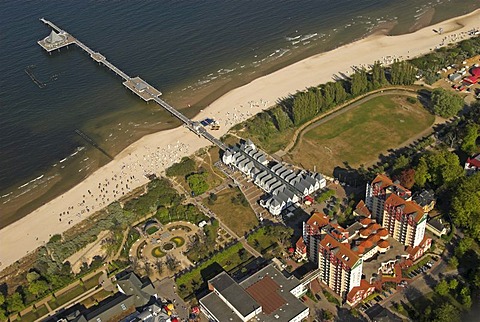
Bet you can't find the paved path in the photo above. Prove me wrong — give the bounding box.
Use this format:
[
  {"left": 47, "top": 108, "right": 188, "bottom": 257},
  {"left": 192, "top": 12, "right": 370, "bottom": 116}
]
[{"left": 171, "top": 177, "right": 262, "bottom": 258}]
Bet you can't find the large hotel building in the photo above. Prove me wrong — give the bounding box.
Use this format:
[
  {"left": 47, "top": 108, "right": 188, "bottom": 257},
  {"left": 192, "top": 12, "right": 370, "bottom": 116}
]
[
  {"left": 366, "top": 174, "right": 427, "bottom": 247},
  {"left": 297, "top": 174, "right": 430, "bottom": 303}
]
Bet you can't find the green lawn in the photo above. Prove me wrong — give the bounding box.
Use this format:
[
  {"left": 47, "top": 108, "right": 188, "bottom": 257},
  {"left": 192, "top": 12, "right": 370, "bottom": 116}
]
[
  {"left": 49, "top": 284, "right": 88, "bottom": 309},
  {"left": 146, "top": 226, "right": 159, "bottom": 235},
  {"left": 286, "top": 95, "right": 435, "bottom": 174},
  {"left": 176, "top": 243, "right": 250, "bottom": 299},
  {"left": 204, "top": 188, "right": 258, "bottom": 235},
  {"left": 247, "top": 227, "right": 277, "bottom": 252},
  {"left": 82, "top": 272, "right": 103, "bottom": 290},
  {"left": 19, "top": 305, "right": 49, "bottom": 322}
]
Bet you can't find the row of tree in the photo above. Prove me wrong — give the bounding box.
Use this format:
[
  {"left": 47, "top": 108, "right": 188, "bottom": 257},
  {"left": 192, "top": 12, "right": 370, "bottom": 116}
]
[{"left": 244, "top": 60, "right": 418, "bottom": 146}]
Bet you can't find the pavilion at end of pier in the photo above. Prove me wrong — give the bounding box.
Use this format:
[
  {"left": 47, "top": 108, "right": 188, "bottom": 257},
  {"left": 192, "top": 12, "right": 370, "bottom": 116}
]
[{"left": 37, "top": 29, "right": 75, "bottom": 52}]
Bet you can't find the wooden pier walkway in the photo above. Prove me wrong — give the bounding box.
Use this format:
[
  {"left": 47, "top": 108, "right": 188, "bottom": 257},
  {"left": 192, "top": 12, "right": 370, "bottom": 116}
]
[{"left": 38, "top": 18, "right": 228, "bottom": 152}]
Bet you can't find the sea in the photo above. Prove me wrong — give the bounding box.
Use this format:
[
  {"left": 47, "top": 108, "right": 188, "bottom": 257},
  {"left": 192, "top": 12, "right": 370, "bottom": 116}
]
[{"left": 1, "top": 0, "right": 480, "bottom": 228}]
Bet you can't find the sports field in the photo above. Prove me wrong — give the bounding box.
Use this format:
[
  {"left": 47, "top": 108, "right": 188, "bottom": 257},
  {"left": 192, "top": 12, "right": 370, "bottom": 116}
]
[{"left": 286, "top": 94, "right": 435, "bottom": 174}]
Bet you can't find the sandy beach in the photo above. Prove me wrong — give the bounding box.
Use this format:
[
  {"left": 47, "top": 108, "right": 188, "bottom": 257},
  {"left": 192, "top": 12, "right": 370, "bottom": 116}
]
[{"left": 1, "top": 9, "right": 479, "bottom": 271}]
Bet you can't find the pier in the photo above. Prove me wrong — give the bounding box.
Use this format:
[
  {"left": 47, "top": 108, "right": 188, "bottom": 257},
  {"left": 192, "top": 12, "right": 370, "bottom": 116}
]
[{"left": 38, "top": 18, "right": 228, "bottom": 151}]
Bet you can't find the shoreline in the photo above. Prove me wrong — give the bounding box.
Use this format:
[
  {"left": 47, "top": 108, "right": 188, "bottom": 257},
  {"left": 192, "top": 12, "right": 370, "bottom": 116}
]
[
  {"left": 0, "top": 5, "right": 468, "bottom": 225},
  {"left": 1, "top": 9, "right": 479, "bottom": 271}
]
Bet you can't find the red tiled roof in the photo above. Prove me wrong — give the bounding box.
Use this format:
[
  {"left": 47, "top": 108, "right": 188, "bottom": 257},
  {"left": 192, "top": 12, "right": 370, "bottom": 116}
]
[
  {"left": 471, "top": 66, "right": 480, "bottom": 76},
  {"left": 355, "top": 200, "right": 371, "bottom": 217},
  {"left": 320, "top": 234, "right": 360, "bottom": 268},
  {"left": 366, "top": 234, "right": 381, "bottom": 244},
  {"left": 377, "top": 240, "right": 390, "bottom": 249},
  {"left": 296, "top": 237, "right": 306, "bottom": 254},
  {"left": 371, "top": 174, "right": 395, "bottom": 189},
  {"left": 377, "top": 228, "right": 388, "bottom": 237},
  {"left": 359, "top": 240, "right": 374, "bottom": 250},
  {"left": 464, "top": 75, "right": 478, "bottom": 84},
  {"left": 306, "top": 212, "right": 330, "bottom": 230},
  {"left": 245, "top": 277, "right": 286, "bottom": 315},
  {"left": 371, "top": 174, "right": 411, "bottom": 197},
  {"left": 406, "top": 236, "right": 432, "bottom": 257},
  {"left": 347, "top": 280, "right": 374, "bottom": 302},
  {"left": 368, "top": 223, "right": 381, "bottom": 232},
  {"left": 466, "top": 154, "right": 480, "bottom": 168},
  {"left": 385, "top": 193, "right": 424, "bottom": 223},
  {"left": 360, "top": 217, "right": 372, "bottom": 226},
  {"left": 359, "top": 229, "right": 371, "bottom": 238}
]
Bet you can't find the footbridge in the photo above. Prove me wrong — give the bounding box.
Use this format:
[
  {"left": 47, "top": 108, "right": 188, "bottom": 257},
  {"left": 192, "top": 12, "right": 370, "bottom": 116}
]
[{"left": 38, "top": 18, "right": 227, "bottom": 151}]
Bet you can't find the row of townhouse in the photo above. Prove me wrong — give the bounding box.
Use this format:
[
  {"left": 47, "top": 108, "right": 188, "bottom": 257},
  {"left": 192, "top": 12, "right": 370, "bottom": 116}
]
[{"left": 223, "top": 139, "right": 326, "bottom": 215}]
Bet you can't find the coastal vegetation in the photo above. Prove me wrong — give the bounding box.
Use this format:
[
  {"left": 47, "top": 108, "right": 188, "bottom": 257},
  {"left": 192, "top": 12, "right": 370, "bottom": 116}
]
[
  {"left": 0, "top": 178, "right": 207, "bottom": 318},
  {"left": 410, "top": 36, "right": 480, "bottom": 84},
  {"left": 2, "top": 22, "right": 480, "bottom": 322},
  {"left": 234, "top": 60, "right": 418, "bottom": 154},
  {"left": 431, "top": 87, "right": 465, "bottom": 118}
]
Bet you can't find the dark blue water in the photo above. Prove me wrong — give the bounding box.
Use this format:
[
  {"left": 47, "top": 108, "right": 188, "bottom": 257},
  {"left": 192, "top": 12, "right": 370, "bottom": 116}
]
[{"left": 1, "top": 0, "right": 479, "bottom": 224}]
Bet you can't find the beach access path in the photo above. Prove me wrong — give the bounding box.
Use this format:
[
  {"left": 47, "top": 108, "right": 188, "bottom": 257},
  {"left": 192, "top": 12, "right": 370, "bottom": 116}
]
[{"left": 1, "top": 9, "right": 479, "bottom": 271}]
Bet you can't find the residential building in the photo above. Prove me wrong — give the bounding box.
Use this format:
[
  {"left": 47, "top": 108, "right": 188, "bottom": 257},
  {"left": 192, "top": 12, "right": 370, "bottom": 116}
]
[
  {"left": 346, "top": 280, "right": 376, "bottom": 307},
  {"left": 199, "top": 263, "right": 309, "bottom": 322},
  {"left": 298, "top": 213, "right": 364, "bottom": 299},
  {"left": 406, "top": 236, "right": 432, "bottom": 261},
  {"left": 223, "top": 139, "right": 326, "bottom": 215},
  {"left": 366, "top": 174, "right": 427, "bottom": 248},
  {"left": 412, "top": 190, "right": 436, "bottom": 213},
  {"left": 365, "top": 174, "right": 411, "bottom": 223},
  {"left": 383, "top": 193, "right": 427, "bottom": 247},
  {"left": 426, "top": 217, "right": 447, "bottom": 237},
  {"left": 318, "top": 234, "right": 363, "bottom": 298},
  {"left": 464, "top": 153, "right": 480, "bottom": 175}
]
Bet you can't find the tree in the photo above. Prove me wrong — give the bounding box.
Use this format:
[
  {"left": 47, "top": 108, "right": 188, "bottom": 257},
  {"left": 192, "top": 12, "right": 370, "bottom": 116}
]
[
  {"left": 270, "top": 106, "right": 292, "bottom": 132},
  {"left": 186, "top": 173, "right": 209, "bottom": 196},
  {"left": 26, "top": 271, "right": 40, "bottom": 283},
  {"left": 432, "top": 302, "right": 460, "bottom": 322},
  {"left": 333, "top": 81, "right": 347, "bottom": 104},
  {"left": 165, "top": 255, "right": 179, "bottom": 271},
  {"left": 392, "top": 155, "right": 410, "bottom": 173},
  {"left": 350, "top": 69, "right": 368, "bottom": 96},
  {"left": 208, "top": 192, "right": 217, "bottom": 205},
  {"left": 448, "top": 256, "right": 459, "bottom": 269},
  {"left": 154, "top": 259, "right": 164, "bottom": 275},
  {"left": 461, "top": 123, "right": 479, "bottom": 155},
  {"left": 450, "top": 173, "right": 480, "bottom": 238},
  {"left": 435, "top": 279, "right": 449, "bottom": 296},
  {"left": 455, "top": 237, "right": 473, "bottom": 257},
  {"left": 431, "top": 88, "right": 464, "bottom": 118},
  {"left": 6, "top": 292, "right": 24, "bottom": 314},
  {"left": 28, "top": 279, "right": 50, "bottom": 296},
  {"left": 414, "top": 158, "right": 429, "bottom": 188},
  {"left": 395, "top": 168, "right": 415, "bottom": 189},
  {"left": 390, "top": 60, "right": 416, "bottom": 85},
  {"left": 323, "top": 83, "right": 336, "bottom": 107},
  {"left": 448, "top": 279, "right": 458, "bottom": 290},
  {"left": 166, "top": 157, "right": 196, "bottom": 177},
  {"left": 418, "top": 150, "right": 464, "bottom": 188},
  {"left": 371, "top": 61, "right": 388, "bottom": 88}
]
